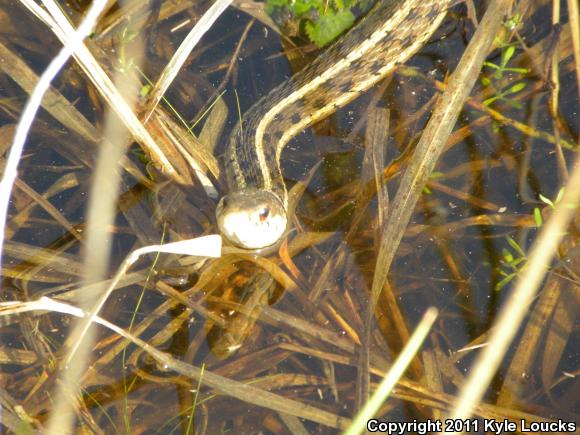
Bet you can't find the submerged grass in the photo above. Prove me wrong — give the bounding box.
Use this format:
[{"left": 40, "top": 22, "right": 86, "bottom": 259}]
[{"left": 346, "top": 308, "right": 439, "bottom": 435}]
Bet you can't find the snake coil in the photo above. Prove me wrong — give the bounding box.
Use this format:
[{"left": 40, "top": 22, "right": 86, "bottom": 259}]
[{"left": 217, "top": 0, "right": 451, "bottom": 249}]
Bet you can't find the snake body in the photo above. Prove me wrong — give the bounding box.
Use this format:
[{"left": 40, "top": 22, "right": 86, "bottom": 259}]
[{"left": 217, "top": 0, "right": 451, "bottom": 249}]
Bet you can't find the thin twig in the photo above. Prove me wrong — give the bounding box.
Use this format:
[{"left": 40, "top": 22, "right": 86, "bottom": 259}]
[
  {"left": 549, "top": 0, "right": 567, "bottom": 181},
  {"left": 65, "top": 235, "right": 222, "bottom": 365},
  {"left": 367, "top": 0, "right": 509, "bottom": 311},
  {"left": 18, "top": 0, "right": 185, "bottom": 182},
  {"left": 446, "top": 147, "right": 580, "bottom": 431},
  {"left": 191, "top": 18, "right": 255, "bottom": 127},
  {"left": 567, "top": 0, "right": 580, "bottom": 143},
  {"left": 346, "top": 308, "right": 439, "bottom": 435},
  {"left": 142, "top": 0, "right": 234, "bottom": 122},
  {"left": 0, "top": 0, "right": 109, "bottom": 279},
  {"left": 0, "top": 297, "right": 350, "bottom": 429}
]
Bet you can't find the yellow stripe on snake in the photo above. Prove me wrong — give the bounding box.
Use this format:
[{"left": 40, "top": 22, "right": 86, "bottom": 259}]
[{"left": 217, "top": 0, "right": 452, "bottom": 249}]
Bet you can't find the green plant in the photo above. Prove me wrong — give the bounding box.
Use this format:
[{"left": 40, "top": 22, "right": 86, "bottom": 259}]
[
  {"left": 266, "top": 0, "right": 372, "bottom": 47},
  {"left": 114, "top": 25, "right": 139, "bottom": 73},
  {"left": 482, "top": 80, "right": 527, "bottom": 108},
  {"left": 480, "top": 14, "right": 529, "bottom": 115},
  {"left": 422, "top": 171, "right": 443, "bottom": 195},
  {"left": 533, "top": 187, "right": 565, "bottom": 227},
  {"left": 481, "top": 44, "right": 529, "bottom": 109},
  {"left": 502, "top": 13, "right": 522, "bottom": 33},
  {"left": 495, "top": 236, "right": 527, "bottom": 291}
]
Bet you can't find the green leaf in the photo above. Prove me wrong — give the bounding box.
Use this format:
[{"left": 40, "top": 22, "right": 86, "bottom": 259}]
[
  {"left": 483, "top": 61, "right": 500, "bottom": 70},
  {"left": 538, "top": 193, "right": 553, "bottom": 207},
  {"left": 502, "top": 98, "right": 523, "bottom": 110},
  {"left": 554, "top": 187, "right": 565, "bottom": 204},
  {"left": 334, "top": 0, "right": 345, "bottom": 10},
  {"left": 140, "top": 84, "right": 152, "bottom": 97},
  {"left": 305, "top": 9, "right": 355, "bottom": 47},
  {"left": 120, "top": 26, "right": 135, "bottom": 43},
  {"left": 132, "top": 147, "right": 150, "bottom": 165},
  {"left": 534, "top": 207, "right": 543, "bottom": 227},
  {"left": 293, "top": 0, "right": 317, "bottom": 16},
  {"left": 496, "top": 273, "right": 515, "bottom": 291},
  {"left": 506, "top": 236, "right": 526, "bottom": 257},
  {"left": 504, "top": 13, "right": 521, "bottom": 31},
  {"left": 480, "top": 76, "right": 492, "bottom": 87},
  {"left": 501, "top": 45, "right": 516, "bottom": 67},
  {"left": 502, "top": 248, "right": 514, "bottom": 263},
  {"left": 505, "top": 67, "right": 530, "bottom": 74},
  {"left": 506, "top": 82, "right": 526, "bottom": 94},
  {"left": 483, "top": 96, "right": 500, "bottom": 106}
]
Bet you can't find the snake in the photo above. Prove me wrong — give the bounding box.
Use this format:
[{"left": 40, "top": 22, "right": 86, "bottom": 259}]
[{"left": 216, "top": 0, "right": 452, "bottom": 249}]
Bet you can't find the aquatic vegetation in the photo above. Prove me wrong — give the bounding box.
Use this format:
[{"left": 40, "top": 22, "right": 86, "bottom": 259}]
[
  {"left": 495, "top": 236, "right": 528, "bottom": 291},
  {"left": 266, "top": 0, "right": 372, "bottom": 47}
]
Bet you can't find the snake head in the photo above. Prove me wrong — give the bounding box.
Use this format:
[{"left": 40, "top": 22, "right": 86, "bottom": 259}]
[{"left": 216, "top": 188, "right": 287, "bottom": 250}]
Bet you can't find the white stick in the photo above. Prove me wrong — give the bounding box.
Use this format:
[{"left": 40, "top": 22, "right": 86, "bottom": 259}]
[{"left": 0, "top": 0, "right": 109, "bottom": 279}]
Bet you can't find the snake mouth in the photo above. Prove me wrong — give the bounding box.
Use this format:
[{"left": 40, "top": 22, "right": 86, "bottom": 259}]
[{"left": 216, "top": 188, "right": 288, "bottom": 250}]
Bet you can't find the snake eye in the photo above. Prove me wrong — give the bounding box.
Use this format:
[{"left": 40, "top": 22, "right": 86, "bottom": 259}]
[{"left": 258, "top": 207, "right": 270, "bottom": 222}]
